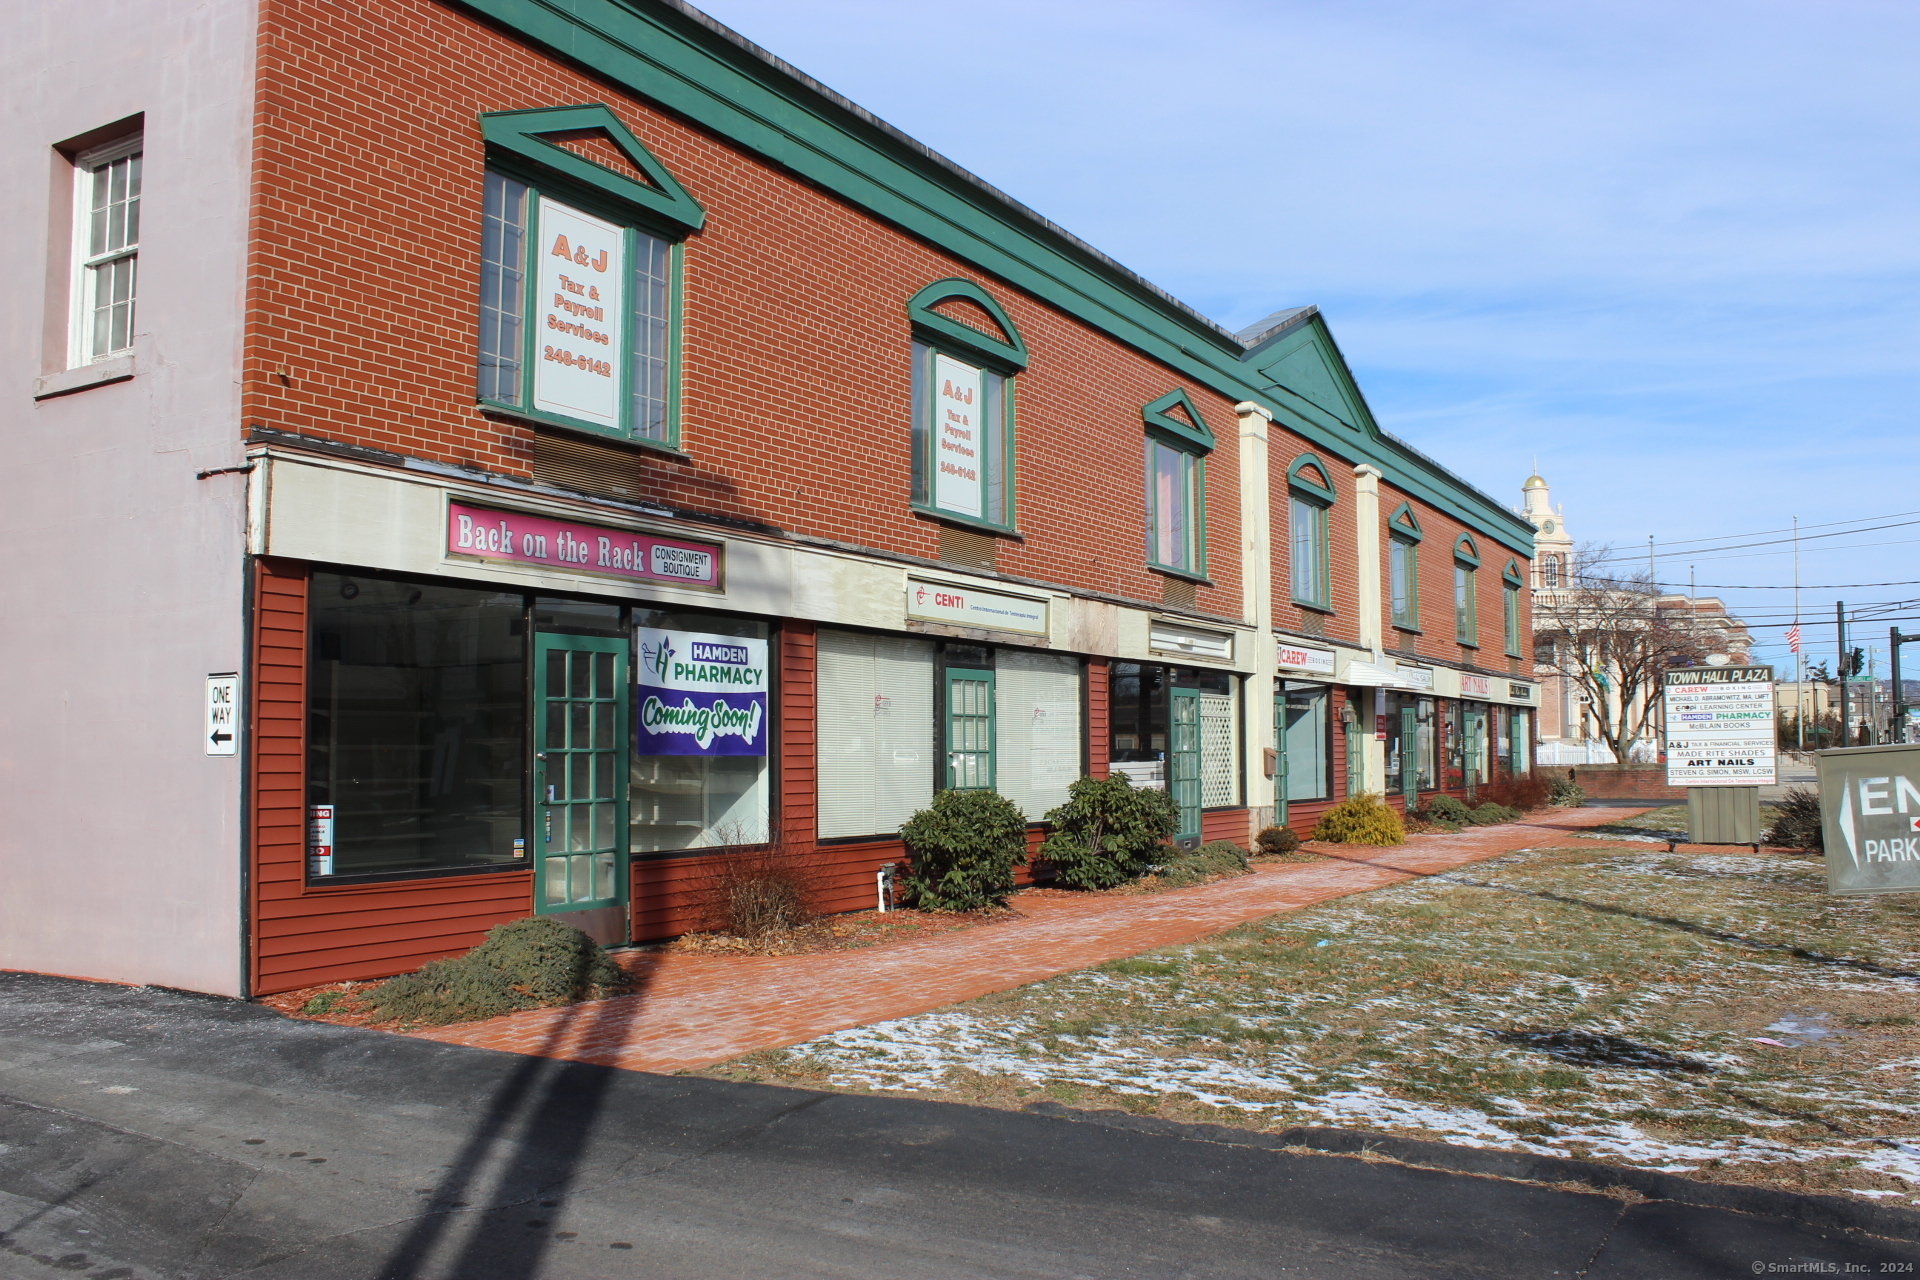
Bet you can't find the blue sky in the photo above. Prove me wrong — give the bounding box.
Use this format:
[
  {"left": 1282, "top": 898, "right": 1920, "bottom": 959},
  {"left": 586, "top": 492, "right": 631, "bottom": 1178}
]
[{"left": 698, "top": 0, "right": 1920, "bottom": 670}]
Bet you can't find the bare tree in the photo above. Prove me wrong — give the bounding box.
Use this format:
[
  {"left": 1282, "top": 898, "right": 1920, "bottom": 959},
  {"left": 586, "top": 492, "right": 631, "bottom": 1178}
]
[{"left": 1533, "top": 545, "right": 1707, "bottom": 761}]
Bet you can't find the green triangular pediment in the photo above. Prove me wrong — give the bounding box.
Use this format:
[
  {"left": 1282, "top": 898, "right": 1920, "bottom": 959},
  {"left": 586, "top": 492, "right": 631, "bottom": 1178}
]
[
  {"left": 480, "top": 104, "right": 705, "bottom": 234},
  {"left": 1389, "top": 501, "right": 1424, "bottom": 541},
  {"left": 1263, "top": 341, "right": 1354, "bottom": 426},
  {"left": 1142, "top": 389, "right": 1214, "bottom": 452}
]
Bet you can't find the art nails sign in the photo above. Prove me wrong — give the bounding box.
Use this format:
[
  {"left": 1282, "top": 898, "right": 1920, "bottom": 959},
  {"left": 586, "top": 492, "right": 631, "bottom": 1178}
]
[
  {"left": 635, "top": 628, "right": 767, "bottom": 756},
  {"left": 446, "top": 501, "right": 721, "bottom": 590}
]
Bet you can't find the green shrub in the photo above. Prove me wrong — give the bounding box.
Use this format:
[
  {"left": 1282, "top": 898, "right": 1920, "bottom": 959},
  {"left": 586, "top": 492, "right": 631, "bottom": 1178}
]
[
  {"left": 1423, "top": 795, "right": 1471, "bottom": 824},
  {"left": 1040, "top": 774, "right": 1178, "bottom": 890},
  {"left": 1547, "top": 773, "right": 1587, "bottom": 807},
  {"left": 1310, "top": 793, "right": 1405, "bottom": 846},
  {"left": 366, "top": 916, "right": 624, "bottom": 1026},
  {"left": 1159, "top": 840, "right": 1251, "bottom": 887},
  {"left": 1765, "top": 786, "right": 1823, "bottom": 850},
  {"left": 900, "top": 788, "right": 1029, "bottom": 910},
  {"left": 1254, "top": 824, "right": 1301, "bottom": 855},
  {"left": 1468, "top": 802, "right": 1521, "bottom": 826}
]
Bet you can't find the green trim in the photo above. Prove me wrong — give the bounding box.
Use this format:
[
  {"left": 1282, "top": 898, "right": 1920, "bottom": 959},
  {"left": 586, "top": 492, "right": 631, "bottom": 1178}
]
[
  {"left": 480, "top": 104, "right": 705, "bottom": 233},
  {"left": 1455, "top": 562, "right": 1479, "bottom": 647},
  {"left": 1454, "top": 534, "right": 1482, "bottom": 568},
  {"left": 665, "top": 237, "right": 686, "bottom": 446},
  {"left": 1144, "top": 442, "right": 1206, "bottom": 577},
  {"left": 532, "top": 634, "right": 630, "bottom": 917},
  {"left": 1503, "top": 578, "right": 1523, "bottom": 658},
  {"left": 907, "top": 278, "right": 1028, "bottom": 370},
  {"left": 1390, "top": 535, "right": 1420, "bottom": 630},
  {"left": 1501, "top": 557, "right": 1525, "bottom": 587},
  {"left": 1142, "top": 389, "right": 1215, "bottom": 453},
  {"left": 909, "top": 503, "right": 1019, "bottom": 538},
  {"left": 1287, "top": 453, "right": 1337, "bottom": 502},
  {"left": 455, "top": 0, "right": 1535, "bottom": 556},
  {"left": 1287, "top": 490, "right": 1332, "bottom": 611},
  {"left": 1388, "top": 501, "right": 1424, "bottom": 542},
  {"left": 479, "top": 398, "right": 692, "bottom": 459}
]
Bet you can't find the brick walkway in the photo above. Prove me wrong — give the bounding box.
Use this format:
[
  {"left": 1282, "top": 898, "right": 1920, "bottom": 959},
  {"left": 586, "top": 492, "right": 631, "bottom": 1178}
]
[{"left": 410, "top": 805, "right": 1647, "bottom": 1073}]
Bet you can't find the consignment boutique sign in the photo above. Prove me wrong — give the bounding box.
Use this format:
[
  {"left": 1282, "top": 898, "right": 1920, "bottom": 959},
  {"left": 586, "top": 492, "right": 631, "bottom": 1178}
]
[
  {"left": 446, "top": 501, "right": 721, "bottom": 589},
  {"left": 635, "top": 628, "right": 768, "bottom": 756},
  {"left": 1662, "top": 664, "right": 1776, "bottom": 786}
]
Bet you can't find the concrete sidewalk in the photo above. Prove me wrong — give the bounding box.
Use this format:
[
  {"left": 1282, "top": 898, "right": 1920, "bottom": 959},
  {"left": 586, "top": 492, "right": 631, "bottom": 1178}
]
[{"left": 412, "top": 804, "right": 1645, "bottom": 1073}]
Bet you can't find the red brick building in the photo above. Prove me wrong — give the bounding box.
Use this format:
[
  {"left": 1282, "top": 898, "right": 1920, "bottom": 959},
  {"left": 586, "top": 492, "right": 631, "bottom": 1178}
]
[{"left": 4, "top": 0, "right": 1536, "bottom": 997}]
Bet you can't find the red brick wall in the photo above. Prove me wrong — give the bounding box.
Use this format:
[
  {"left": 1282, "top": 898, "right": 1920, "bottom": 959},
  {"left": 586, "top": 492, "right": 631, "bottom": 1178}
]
[
  {"left": 1378, "top": 481, "right": 1531, "bottom": 672},
  {"left": 1563, "top": 765, "right": 1686, "bottom": 802},
  {"left": 1271, "top": 435, "right": 1361, "bottom": 645},
  {"left": 245, "top": 0, "right": 1240, "bottom": 619}
]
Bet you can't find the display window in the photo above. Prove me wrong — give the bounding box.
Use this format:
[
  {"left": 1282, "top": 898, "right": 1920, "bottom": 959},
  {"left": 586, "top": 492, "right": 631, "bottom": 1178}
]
[
  {"left": 1383, "top": 693, "right": 1438, "bottom": 798},
  {"left": 815, "top": 630, "right": 1083, "bottom": 838},
  {"left": 1110, "top": 661, "right": 1240, "bottom": 840},
  {"left": 1277, "top": 682, "right": 1332, "bottom": 806},
  {"left": 304, "top": 571, "right": 774, "bottom": 889}
]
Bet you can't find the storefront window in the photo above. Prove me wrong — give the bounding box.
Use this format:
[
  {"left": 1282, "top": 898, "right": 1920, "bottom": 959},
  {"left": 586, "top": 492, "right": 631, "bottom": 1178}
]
[
  {"left": 307, "top": 573, "right": 527, "bottom": 879},
  {"left": 1110, "top": 662, "right": 1239, "bottom": 837},
  {"left": 1280, "top": 682, "right": 1331, "bottom": 802},
  {"left": 629, "top": 609, "right": 771, "bottom": 852},
  {"left": 994, "top": 650, "right": 1083, "bottom": 820},
  {"left": 817, "top": 631, "right": 936, "bottom": 838},
  {"left": 1110, "top": 662, "right": 1168, "bottom": 790},
  {"left": 1383, "top": 693, "right": 1438, "bottom": 795},
  {"left": 1440, "top": 700, "right": 1465, "bottom": 791},
  {"left": 1461, "top": 701, "right": 1492, "bottom": 786}
]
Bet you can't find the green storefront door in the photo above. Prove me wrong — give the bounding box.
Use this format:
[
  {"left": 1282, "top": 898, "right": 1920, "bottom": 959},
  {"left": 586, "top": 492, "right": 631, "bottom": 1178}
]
[
  {"left": 534, "top": 635, "right": 628, "bottom": 918},
  {"left": 1272, "top": 692, "right": 1288, "bottom": 826},
  {"left": 945, "top": 667, "right": 995, "bottom": 790},
  {"left": 1400, "top": 704, "right": 1420, "bottom": 809},
  {"left": 1463, "top": 704, "right": 1488, "bottom": 795},
  {"left": 1171, "top": 688, "right": 1202, "bottom": 842}
]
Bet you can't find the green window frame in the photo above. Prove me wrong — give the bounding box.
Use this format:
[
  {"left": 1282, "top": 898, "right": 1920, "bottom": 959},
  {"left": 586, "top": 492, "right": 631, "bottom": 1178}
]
[
  {"left": 1288, "top": 455, "right": 1336, "bottom": 609},
  {"left": 1502, "top": 559, "right": 1526, "bottom": 657},
  {"left": 475, "top": 106, "right": 703, "bottom": 450},
  {"left": 907, "top": 279, "right": 1025, "bottom": 534},
  {"left": 1142, "top": 389, "right": 1213, "bottom": 579},
  {"left": 1389, "top": 502, "right": 1424, "bottom": 631},
  {"left": 1454, "top": 534, "right": 1481, "bottom": 647}
]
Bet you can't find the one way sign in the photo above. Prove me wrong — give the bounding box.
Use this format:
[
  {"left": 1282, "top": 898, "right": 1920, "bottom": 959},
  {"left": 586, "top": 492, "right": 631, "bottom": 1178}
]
[{"left": 206, "top": 673, "right": 239, "bottom": 756}]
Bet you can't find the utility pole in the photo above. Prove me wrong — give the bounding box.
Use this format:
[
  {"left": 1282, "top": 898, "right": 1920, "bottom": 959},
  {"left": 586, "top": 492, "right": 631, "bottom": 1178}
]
[
  {"left": 1896, "top": 628, "right": 1910, "bottom": 744},
  {"left": 1837, "top": 601, "right": 1849, "bottom": 748},
  {"left": 1794, "top": 517, "right": 1804, "bottom": 751}
]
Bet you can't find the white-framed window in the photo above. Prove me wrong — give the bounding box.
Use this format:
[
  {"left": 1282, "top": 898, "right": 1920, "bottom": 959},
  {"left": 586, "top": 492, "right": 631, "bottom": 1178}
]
[{"left": 70, "top": 135, "right": 142, "bottom": 367}]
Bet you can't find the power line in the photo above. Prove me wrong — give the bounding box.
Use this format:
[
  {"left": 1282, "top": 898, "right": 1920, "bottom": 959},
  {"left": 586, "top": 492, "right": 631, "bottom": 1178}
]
[
  {"left": 1602, "top": 577, "right": 1920, "bottom": 592},
  {"left": 1611, "top": 507, "right": 1920, "bottom": 550},
  {"left": 1583, "top": 518, "right": 1920, "bottom": 564}
]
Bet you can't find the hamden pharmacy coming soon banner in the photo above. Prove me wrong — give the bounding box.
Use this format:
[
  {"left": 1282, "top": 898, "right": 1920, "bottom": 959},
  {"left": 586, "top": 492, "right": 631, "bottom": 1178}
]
[{"left": 635, "top": 628, "right": 768, "bottom": 756}]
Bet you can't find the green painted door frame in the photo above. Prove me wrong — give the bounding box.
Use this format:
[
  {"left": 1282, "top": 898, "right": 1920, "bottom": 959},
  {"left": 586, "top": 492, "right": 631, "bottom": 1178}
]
[
  {"left": 1171, "top": 687, "right": 1202, "bottom": 841},
  {"left": 1463, "top": 704, "right": 1488, "bottom": 798},
  {"left": 533, "top": 634, "right": 629, "bottom": 916},
  {"left": 945, "top": 667, "right": 995, "bottom": 791},
  {"left": 1400, "top": 704, "right": 1420, "bottom": 810},
  {"left": 1273, "top": 691, "right": 1289, "bottom": 826}
]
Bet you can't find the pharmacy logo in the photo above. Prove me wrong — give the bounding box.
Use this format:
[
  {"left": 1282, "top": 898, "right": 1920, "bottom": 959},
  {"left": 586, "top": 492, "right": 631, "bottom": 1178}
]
[{"left": 643, "top": 636, "right": 675, "bottom": 682}]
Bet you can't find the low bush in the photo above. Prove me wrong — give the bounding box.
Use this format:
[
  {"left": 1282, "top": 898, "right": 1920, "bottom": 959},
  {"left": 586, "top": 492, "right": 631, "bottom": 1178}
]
[
  {"left": 706, "top": 831, "right": 821, "bottom": 941},
  {"left": 366, "top": 916, "right": 624, "bottom": 1026},
  {"left": 1765, "top": 786, "right": 1823, "bottom": 850},
  {"left": 901, "top": 788, "right": 1029, "bottom": 910},
  {"left": 1310, "top": 793, "right": 1406, "bottom": 846},
  {"left": 1469, "top": 802, "right": 1522, "bottom": 826},
  {"left": 1254, "top": 824, "right": 1302, "bottom": 856},
  {"left": 1422, "top": 795, "right": 1472, "bottom": 824},
  {"left": 1478, "top": 771, "right": 1552, "bottom": 812},
  {"left": 1157, "top": 840, "right": 1252, "bottom": 887},
  {"left": 1547, "top": 772, "right": 1587, "bottom": 807},
  {"left": 1040, "top": 774, "right": 1179, "bottom": 890}
]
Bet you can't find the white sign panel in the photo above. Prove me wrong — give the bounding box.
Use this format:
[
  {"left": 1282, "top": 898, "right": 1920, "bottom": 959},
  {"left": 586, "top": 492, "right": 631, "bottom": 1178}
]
[
  {"left": 908, "top": 578, "right": 1048, "bottom": 635},
  {"left": 1663, "top": 665, "right": 1777, "bottom": 786},
  {"left": 1276, "top": 641, "right": 1335, "bottom": 675},
  {"left": 1396, "top": 663, "right": 1434, "bottom": 690},
  {"left": 205, "top": 673, "right": 238, "bottom": 755},
  {"left": 1150, "top": 621, "right": 1234, "bottom": 661},
  {"left": 932, "top": 352, "right": 984, "bottom": 518},
  {"left": 532, "top": 196, "right": 625, "bottom": 429}
]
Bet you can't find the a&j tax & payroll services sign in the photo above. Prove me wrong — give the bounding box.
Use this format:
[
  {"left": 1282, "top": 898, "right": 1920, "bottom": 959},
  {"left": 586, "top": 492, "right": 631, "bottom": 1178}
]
[{"left": 1820, "top": 743, "right": 1920, "bottom": 895}]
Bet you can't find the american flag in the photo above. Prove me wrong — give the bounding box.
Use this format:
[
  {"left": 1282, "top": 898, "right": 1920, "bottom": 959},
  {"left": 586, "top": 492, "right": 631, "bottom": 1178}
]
[{"left": 1786, "top": 622, "right": 1802, "bottom": 654}]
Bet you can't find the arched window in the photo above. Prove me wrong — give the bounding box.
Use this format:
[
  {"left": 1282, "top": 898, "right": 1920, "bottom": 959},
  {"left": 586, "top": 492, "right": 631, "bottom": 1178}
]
[
  {"left": 906, "top": 278, "right": 1027, "bottom": 532},
  {"left": 1288, "top": 455, "right": 1336, "bottom": 609}
]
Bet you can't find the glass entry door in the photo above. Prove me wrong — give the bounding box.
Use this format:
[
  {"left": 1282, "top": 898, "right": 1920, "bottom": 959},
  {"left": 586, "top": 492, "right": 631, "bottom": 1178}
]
[
  {"left": 1462, "top": 703, "right": 1489, "bottom": 794},
  {"left": 1400, "top": 704, "right": 1420, "bottom": 808},
  {"left": 1170, "top": 688, "right": 1202, "bottom": 841},
  {"left": 1272, "top": 692, "right": 1288, "bottom": 826},
  {"left": 945, "top": 667, "right": 995, "bottom": 790},
  {"left": 534, "top": 635, "right": 628, "bottom": 916}
]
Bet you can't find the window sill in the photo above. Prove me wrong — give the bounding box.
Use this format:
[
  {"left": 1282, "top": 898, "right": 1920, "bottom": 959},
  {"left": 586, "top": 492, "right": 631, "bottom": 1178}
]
[
  {"left": 35, "top": 354, "right": 135, "bottom": 400},
  {"left": 304, "top": 861, "right": 530, "bottom": 889},
  {"left": 909, "top": 504, "right": 1023, "bottom": 540},
  {"left": 1291, "top": 598, "right": 1335, "bottom": 614},
  {"left": 1393, "top": 623, "right": 1423, "bottom": 635},
  {"left": 479, "top": 400, "right": 690, "bottom": 461},
  {"left": 1148, "top": 562, "right": 1213, "bottom": 586}
]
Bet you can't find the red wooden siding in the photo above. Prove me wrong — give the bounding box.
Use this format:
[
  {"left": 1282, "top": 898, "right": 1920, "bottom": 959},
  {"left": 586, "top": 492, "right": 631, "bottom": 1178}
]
[
  {"left": 247, "top": 559, "right": 533, "bottom": 996},
  {"left": 1086, "top": 656, "right": 1110, "bottom": 779},
  {"left": 1201, "top": 808, "right": 1251, "bottom": 846}
]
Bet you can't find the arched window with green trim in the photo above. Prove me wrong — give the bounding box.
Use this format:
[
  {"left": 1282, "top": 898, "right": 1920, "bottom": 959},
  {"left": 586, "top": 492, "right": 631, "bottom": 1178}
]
[
  {"left": 1502, "top": 559, "right": 1526, "bottom": 657},
  {"left": 1388, "top": 501, "right": 1423, "bottom": 630},
  {"left": 906, "top": 278, "right": 1026, "bottom": 533},
  {"left": 1453, "top": 534, "right": 1481, "bottom": 646},
  {"left": 1142, "top": 389, "right": 1213, "bottom": 577},
  {"left": 475, "top": 105, "right": 705, "bottom": 447},
  {"left": 1288, "top": 455, "right": 1336, "bottom": 609}
]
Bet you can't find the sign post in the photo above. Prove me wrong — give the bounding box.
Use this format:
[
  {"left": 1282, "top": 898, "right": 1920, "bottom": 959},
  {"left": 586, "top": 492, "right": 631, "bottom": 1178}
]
[{"left": 1662, "top": 664, "right": 1776, "bottom": 850}]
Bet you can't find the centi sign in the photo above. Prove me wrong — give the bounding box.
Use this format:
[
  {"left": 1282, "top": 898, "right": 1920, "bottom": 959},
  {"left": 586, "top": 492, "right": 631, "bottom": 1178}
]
[
  {"left": 635, "top": 628, "right": 767, "bottom": 756},
  {"left": 1818, "top": 743, "right": 1920, "bottom": 895},
  {"left": 446, "top": 501, "right": 721, "bottom": 590}
]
